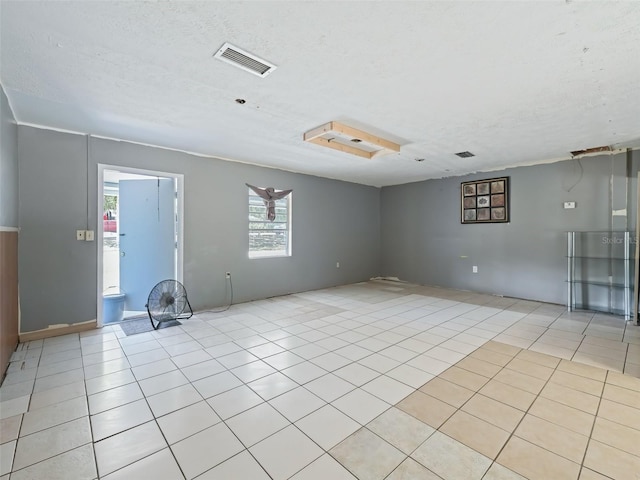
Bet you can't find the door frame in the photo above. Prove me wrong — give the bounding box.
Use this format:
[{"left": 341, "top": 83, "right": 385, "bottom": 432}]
[
  {"left": 634, "top": 171, "right": 640, "bottom": 326},
  {"left": 97, "top": 164, "right": 184, "bottom": 327}
]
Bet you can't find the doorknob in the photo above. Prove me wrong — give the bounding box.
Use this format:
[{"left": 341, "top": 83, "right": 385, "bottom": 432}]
[{"left": 120, "top": 251, "right": 126, "bottom": 257}]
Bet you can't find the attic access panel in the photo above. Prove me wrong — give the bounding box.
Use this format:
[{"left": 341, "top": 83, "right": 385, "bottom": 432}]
[{"left": 304, "top": 121, "right": 400, "bottom": 159}]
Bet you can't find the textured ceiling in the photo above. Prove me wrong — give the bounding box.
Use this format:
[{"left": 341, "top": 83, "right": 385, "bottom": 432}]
[{"left": 2, "top": 1, "right": 640, "bottom": 187}]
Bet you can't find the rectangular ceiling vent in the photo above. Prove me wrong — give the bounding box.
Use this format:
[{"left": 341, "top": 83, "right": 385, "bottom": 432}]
[
  {"left": 214, "top": 42, "right": 277, "bottom": 78},
  {"left": 455, "top": 151, "right": 475, "bottom": 158}
]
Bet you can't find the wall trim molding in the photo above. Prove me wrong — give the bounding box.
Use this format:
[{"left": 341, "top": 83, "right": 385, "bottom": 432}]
[
  {"left": 19, "top": 320, "right": 97, "bottom": 342},
  {"left": 0, "top": 226, "right": 19, "bottom": 232}
]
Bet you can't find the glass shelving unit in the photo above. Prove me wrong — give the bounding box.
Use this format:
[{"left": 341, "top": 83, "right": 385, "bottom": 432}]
[{"left": 567, "top": 231, "right": 635, "bottom": 320}]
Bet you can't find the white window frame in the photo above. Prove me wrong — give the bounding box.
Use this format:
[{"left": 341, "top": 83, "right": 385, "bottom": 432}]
[{"left": 248, "top": 188, "right": 292, "bottom": 259}]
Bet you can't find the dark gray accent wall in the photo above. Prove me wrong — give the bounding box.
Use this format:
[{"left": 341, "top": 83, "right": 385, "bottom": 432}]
[
  {"left": 0, "top": 85, "right": 18, "bottom": 228},
  {"left": 18, "top": 126, "right": 381, "bottom": 333},
  {"left": 381, "top": 152, "right": 639, "bottom": 306}
]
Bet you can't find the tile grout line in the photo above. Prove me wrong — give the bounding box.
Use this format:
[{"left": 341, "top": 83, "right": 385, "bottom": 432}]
[
  {"left": 133, "top": 296, "right": 482, "bottom": 478},
  {"left": 410, "top": 343, "right": 593, "bottom": 479},
  {"left": 3, "top": 284, "right": 638, "bottom": 479},
  {"left": 81, "top": 339, "right": 102, "bottom": 480},
  {"left": 440, "top": 344, "right": 533, "bottom": 478},
  {"left": 98, "top": 312, "right": 380, "bottom": 479},
  {"left": 101, "top": 322, "right": 632, "bottom": 476},
  {"left": 622, "top": 341, "right": 630, "bottom": 375},
  {"left": 480, "top": 346, "right": 575, "bottom": 477},
  {"left": 576, "top": 368, "right": 609, "bottom": 479}
]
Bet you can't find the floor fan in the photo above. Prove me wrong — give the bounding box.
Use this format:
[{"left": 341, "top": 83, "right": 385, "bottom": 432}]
[{"left": 145, "top": 279, "right": 193, "bottom": 330}]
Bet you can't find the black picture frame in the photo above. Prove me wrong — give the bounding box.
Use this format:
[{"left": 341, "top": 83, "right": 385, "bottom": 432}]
[{"left": 461, "top": 177, "right": 509, "bottom": 224}]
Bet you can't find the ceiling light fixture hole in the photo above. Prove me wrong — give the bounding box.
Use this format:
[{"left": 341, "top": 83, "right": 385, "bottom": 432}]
[
  {"left": 351, "top": 138, "right": 362, "bottom": 143},
  {"left": 235, "top": 98, "right": 246, "bottom": 104}
]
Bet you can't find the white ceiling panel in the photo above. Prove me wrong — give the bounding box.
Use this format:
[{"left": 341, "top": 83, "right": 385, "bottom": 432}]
[{"left": 2, "top": 1, "right": 639, "bottom": 186}]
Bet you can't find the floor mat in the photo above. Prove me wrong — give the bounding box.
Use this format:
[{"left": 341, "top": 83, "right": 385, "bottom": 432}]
[{"left": 119, "top": 317, "right": 182, "bottom": 336}]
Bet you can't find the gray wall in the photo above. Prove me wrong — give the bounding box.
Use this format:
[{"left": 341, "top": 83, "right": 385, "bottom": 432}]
[
  {"left": 0, "top": 84, "right": 18, "bottom": 228},
  {"left": 381, "top": 151, "right": 639, "bottom": 305},
  {"left": 17, "top": 126, "right": 381, "bottom": 332},
  {"left": 17, "top": 121, "right": 640, "bottom": 332}
]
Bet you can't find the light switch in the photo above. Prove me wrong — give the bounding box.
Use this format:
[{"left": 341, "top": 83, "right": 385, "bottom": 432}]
[{"left": 85, "top": 230, "right": 95, "bottom": 241}]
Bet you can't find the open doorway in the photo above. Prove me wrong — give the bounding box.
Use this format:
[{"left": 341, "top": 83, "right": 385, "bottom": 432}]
[{"left": 97, "top": 165, "right": 184, "bottom": 327}]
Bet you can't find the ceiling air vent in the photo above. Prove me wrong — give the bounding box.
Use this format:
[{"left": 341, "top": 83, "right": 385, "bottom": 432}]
[
  {"left": 455, "top": 151, "right": 475, "bottom": 158},
  {"left": 214, "top": 43, "right": 277, "bottom": 78}
]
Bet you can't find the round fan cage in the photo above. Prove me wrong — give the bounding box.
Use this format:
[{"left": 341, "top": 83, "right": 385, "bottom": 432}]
[{"left": 146, "top": 279, "right": 193, "bottom": 329}]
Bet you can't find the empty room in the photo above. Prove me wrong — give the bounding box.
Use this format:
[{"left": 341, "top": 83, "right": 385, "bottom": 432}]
[{"left": 1, "top": 1, "right": 640, "bottom": 479}]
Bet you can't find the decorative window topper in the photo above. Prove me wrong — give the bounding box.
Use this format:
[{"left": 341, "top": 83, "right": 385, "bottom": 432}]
[
  {"left": 461, "top": 177, "right": 509, "bottom": 224},
  {"left": 246, "top": 184, "right": 293, "bottom": 222}
]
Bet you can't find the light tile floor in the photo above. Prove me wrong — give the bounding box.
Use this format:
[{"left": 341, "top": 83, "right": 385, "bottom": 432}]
[{"left": 1, "top": 280, "right": 639, "bottom": 479}]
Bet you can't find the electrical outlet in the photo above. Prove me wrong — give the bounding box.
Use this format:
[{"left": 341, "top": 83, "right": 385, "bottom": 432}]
[
  {"left": 472, "top": 266, "right": 478, "bottom": 273},
  {"left": 85, "top": 230, "right": 94, "bottom": 241},
  {"left": 564, "top": 201, "right": 576, "bottom": 209},
  {"left": 225, "top": 272, "right": 231, "bottom": 278},
  {"left": 76, "top": 230, "right": 85, "bottom": 241}
]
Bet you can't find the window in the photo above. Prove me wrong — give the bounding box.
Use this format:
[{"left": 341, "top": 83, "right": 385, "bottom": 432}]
[{"left": 248, "top": 188, "right": 291, "bottom": 258}]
